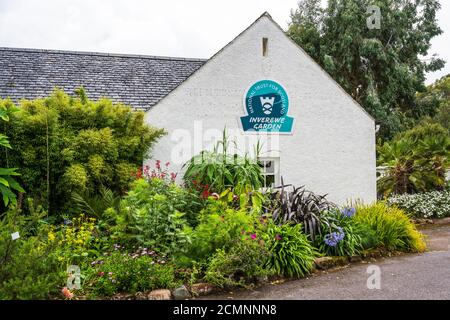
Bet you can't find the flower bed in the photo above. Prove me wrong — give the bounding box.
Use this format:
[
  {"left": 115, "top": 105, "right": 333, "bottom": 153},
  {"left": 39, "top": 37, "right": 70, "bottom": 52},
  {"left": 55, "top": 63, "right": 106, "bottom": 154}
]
[{"left": 0, "top": 159, "right": 426, "bottom": 300}]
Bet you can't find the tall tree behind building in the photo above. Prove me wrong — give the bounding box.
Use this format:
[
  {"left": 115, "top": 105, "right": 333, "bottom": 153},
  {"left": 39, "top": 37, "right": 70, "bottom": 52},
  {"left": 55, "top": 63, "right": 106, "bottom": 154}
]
[{"left": 288, "top": 0, "right": 445, "bottom": 140}]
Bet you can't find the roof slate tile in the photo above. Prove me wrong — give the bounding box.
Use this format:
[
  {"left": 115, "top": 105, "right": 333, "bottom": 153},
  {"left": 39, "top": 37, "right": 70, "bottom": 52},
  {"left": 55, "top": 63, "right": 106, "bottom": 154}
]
[{"left": 0, "top": 47, "right": 206, "bottom": 110}]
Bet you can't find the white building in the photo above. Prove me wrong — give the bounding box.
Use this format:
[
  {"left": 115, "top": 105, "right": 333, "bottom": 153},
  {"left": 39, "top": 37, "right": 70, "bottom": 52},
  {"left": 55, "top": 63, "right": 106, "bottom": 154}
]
[
  {"left": 145, "top": 13, "right": 376, "bottom": 204},
  {"left": 0, "top": 12, "right": 376, "bottom": 205}
]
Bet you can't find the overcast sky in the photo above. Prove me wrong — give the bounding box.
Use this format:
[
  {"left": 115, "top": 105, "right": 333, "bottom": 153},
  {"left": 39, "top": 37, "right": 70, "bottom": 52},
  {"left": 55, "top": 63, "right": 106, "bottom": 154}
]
[{"left": 0, "top": 0, "right": 448, "bottom": 84}]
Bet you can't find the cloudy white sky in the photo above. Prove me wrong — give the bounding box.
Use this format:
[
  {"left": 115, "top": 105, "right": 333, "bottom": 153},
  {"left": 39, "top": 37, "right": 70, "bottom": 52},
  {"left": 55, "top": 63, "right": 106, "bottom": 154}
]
[{"left": 0, "top": 0, "right": 448, "bottom": 84}]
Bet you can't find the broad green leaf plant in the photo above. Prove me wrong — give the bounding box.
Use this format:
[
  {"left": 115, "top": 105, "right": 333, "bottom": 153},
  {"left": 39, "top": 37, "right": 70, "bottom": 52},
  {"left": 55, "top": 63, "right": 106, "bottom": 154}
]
[{"left": 0, "top": 103, "right": 24, "bottom": 207}]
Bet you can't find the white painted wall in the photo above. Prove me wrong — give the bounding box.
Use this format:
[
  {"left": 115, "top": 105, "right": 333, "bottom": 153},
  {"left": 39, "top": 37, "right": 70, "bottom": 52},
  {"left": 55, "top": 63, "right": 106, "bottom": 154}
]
[{"left": 145, "top": 14, "right": 377, "bottom": 205}]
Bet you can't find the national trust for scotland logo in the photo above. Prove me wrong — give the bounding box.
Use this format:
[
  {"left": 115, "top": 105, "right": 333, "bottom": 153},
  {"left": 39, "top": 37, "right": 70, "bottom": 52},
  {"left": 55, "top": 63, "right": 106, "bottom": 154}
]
[{"left": 240, "top": 80, "right": 294, "bottom": 134}]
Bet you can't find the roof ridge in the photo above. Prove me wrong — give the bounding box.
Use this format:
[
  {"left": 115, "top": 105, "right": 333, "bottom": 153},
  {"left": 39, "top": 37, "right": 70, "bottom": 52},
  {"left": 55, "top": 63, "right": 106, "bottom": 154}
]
[{"left": 0, "top": 46, "right": 207, "bottom": 62}]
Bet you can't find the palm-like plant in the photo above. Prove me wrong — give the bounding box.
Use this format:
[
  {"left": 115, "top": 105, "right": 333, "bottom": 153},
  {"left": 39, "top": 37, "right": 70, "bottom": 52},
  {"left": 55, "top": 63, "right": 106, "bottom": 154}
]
[
  {"left": 416, "top": 135, "right": 450, "bottom": 189},
  {"left": 71, "top": 185, "right": 121, "bottom": 219},
  {"left": 377, "top": 123, "right": 450, "bottom": 197}
]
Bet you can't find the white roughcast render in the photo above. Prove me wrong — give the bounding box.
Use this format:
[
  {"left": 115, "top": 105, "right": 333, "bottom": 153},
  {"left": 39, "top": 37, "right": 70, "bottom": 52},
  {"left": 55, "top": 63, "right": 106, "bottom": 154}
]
[{"left": 144, "top": 13, "right": 376, "bottom": 205}]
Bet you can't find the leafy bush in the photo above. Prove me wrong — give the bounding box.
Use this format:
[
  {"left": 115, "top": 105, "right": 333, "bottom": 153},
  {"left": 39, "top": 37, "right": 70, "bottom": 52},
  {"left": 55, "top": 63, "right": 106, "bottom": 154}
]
[
  {"left": 204, "top": 238, "right": 271, "bottom": 288},
  {"left": 0, "top": 102, "right": 24, "bottom": 208},
  {"left": 109, "top": 178, "right": 193, "bottom": 257},
  {"left": 142, "top": 160, "right": 205, "bottom": 226},
  {"left": 377, "top": 123, "right": 450, "bottom": 197},
  {"left": 183, "top": 201, "right": 263, "bottom": 264},
  {"left": 387, "top": 191, "right": 450, "bottom": 219},
  {"left": 315, "top": 208, "right": 363, "bottom": 257},
  {"left": 0, "top": 89, "right": 164, "bottom": 216},
  {"left": 263, "top": 223, "right": 318, "bottom": 278},
  {"left": 269, "top": 184, "right": 337, "bottom": 240},
  {"left": 85, "top": 251, "right": 178, "bottom": 297},
  {"left": 354, "top": 203, "right": 426, "bottom": 252},
  {"left": 183, "top": 132, "right": 264, "bottom": 195}
]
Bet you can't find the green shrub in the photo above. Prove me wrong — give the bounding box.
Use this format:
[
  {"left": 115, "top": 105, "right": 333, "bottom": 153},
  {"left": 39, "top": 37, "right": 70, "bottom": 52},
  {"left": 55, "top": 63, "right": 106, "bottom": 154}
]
[
  {"left": 204, "top": 239, "right": 271, "bottom": 288},
  {"left": 0, "top": 89, "right": 164, "bottom": 216},
  {"left": 142, "top": 161, "right": 206, "bottom": 227},
  {"left": 0, "top": 206, "right": 64, "bottom": 299},
  {"left": 84, "top": 251, "right": 178, "bottom": 297},
  {"left": 0, "top": 236, "right": 63, "bottom": 299},
  {"left": 354, "top": 203, "right": 426, "bottom": 252},
  {"left": 315, "top": 209, "right": 363, "bottom": 257},
  {"left": 263, "top": 223, "right": 318, "bottom": 278},
  {"left": 183, "top": 201, "right": 262, "bottom": 264},
  {"left": 387, "top": 191, "right": 450, "bottom": 219},
  {"left": 109, "top": 178, "right": 192, "bottom": 257}
]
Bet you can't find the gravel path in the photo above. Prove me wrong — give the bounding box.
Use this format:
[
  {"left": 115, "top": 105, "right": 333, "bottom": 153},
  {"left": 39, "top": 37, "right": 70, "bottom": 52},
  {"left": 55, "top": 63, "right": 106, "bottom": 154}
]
[{"left": 197, "top": 225, "right": 450, "bottom": 300}]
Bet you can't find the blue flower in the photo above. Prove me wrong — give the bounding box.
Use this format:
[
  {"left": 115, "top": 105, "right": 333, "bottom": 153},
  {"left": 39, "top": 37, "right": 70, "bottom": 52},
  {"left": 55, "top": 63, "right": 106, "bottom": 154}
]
[
  {"left": 324, "top": 228, "right": 345, "bottom": 247},
  {"left": 341, "top": 207, "right": 356, "bottom": 218}
]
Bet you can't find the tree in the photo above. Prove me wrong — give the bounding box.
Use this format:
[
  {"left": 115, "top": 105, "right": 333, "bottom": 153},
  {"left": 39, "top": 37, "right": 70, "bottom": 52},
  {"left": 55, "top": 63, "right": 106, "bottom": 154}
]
[
  {"left": 289, "top": 0, "right": 445, "bottom": 140},
  {"left": 0, "top": 89, "right": 165, "bottom": 216},
  {"left": 416, "top": 74, "right": 450, "bottom": 132}
]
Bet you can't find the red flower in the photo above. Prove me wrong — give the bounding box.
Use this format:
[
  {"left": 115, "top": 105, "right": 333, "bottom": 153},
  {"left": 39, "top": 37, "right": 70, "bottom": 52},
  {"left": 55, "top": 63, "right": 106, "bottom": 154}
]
[
  {"left": 165, "top": 162, "right": 170, "bottom": 167},
  {"left": 201, "top": 189, "right": 211, "bottom": 199}
]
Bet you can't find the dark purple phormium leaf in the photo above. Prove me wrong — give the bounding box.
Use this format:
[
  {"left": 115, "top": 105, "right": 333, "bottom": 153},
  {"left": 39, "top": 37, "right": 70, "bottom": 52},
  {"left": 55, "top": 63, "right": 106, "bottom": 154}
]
[{"left": 267, "top": 180, "right": 337, "bottom": 241}]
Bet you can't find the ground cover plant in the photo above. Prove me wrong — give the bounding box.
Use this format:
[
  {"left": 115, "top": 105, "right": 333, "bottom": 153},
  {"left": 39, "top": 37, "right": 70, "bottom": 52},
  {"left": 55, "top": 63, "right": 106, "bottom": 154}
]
[{"left": 387, "top": 190, "right": 450, "bottom": 219}]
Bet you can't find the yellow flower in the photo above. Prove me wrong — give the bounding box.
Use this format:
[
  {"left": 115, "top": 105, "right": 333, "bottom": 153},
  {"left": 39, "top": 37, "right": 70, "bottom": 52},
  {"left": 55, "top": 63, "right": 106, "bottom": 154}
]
[{"left": 48, "top": 231, "right": 56, "bottom": 242}]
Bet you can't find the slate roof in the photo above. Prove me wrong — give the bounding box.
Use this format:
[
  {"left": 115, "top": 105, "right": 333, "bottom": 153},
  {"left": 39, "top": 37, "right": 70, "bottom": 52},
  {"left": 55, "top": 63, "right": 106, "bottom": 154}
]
[{"left": 0, "top": 47, "right": 206, "bottom": 110}]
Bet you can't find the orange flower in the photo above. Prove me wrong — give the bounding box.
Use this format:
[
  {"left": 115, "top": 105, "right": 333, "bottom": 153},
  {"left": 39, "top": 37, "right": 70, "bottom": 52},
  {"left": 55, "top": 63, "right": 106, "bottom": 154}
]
[{"left": 62, "top": 287, "right": 74, "bottom": 299}]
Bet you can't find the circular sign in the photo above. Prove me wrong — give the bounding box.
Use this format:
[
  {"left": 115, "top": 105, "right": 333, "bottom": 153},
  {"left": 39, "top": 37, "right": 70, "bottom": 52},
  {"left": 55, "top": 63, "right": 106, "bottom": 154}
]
[{"left": 240, "top": 80, "right": 294, "bottom": 133}]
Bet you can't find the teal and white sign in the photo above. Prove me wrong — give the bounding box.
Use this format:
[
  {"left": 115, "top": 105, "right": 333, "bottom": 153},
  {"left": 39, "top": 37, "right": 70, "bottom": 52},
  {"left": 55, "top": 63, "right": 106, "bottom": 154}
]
[{"left": 240, "top": 80, "right": 294, "bottom": 134}]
